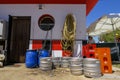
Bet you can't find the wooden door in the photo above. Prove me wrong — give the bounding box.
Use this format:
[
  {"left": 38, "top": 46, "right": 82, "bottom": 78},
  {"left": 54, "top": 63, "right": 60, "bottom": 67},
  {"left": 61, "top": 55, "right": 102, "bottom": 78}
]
[{"left": 9, "top": 16, "right": 31, "bottom": 63}]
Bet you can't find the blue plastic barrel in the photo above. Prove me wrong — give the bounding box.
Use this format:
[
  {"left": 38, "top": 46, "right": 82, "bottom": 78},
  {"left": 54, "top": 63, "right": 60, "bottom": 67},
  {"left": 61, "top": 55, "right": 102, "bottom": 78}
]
[
  {"left": 38, "top": 49, "right": 50, "bottom": 65},
  {"left": 25, "top": 49, "right": 38, "bottom": 68}
]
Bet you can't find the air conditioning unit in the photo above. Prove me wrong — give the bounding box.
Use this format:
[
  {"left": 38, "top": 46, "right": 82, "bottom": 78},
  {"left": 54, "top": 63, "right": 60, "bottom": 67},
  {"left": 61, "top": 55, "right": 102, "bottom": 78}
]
[{"left": 0, "top": 20, "right": 7, "bottom": 39}]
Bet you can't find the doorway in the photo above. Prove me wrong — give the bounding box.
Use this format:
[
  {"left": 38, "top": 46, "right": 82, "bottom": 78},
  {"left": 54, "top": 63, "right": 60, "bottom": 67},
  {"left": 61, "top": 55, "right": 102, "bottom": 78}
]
[{"left": 8, "top": 16, "right": 31, "bottom": 63}]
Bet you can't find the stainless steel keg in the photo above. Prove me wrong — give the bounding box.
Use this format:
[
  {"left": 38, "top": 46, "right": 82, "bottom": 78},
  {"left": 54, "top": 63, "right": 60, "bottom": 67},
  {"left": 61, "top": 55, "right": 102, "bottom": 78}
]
[
  {"left": 83, "top": 58, "right": 102, "bottom": 78},
  {"left": 40, "top": 57, "right": 52, "bottom": 71},
  {"left": 61, "top": 57, "right": 71, "bottom": 68},
  {"left": 52, "top": 57, "right": 61, "bottom": 67},
  {"left": 69, "top": 57, "right": 83, "bottom": 75}
]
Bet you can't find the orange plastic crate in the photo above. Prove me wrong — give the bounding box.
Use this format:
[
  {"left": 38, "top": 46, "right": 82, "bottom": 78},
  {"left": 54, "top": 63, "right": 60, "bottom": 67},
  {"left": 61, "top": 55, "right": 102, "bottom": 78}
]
[{"left": 95, "top": 48, "right": 112, "bottom": 74}]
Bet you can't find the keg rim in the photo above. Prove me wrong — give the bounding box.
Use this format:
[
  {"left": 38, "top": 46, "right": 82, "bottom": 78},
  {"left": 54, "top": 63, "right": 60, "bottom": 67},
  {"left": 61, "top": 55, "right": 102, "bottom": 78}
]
[
  {"left": 40, "top": 57, "right": 52, "bottom": 60},
  {"left": 69, "top": 57, "right": 83, "bottom": 61},
  {"left": 83, "top": 58, "right": 99, "bottom": 61},
  {"left": 70, "top": 64, "right": 82, "bottom": 67}
]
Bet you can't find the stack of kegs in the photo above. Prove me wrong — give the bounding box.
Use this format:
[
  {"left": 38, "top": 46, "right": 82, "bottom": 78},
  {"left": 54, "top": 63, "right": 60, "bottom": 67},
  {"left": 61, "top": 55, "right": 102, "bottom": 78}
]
[
  {"left": 83, "top": 58, "right": 102, "bottom": 78},
  {"left": 25, "top": 49, "right": 103, "bottom": 78},
  {"left": 69, "top": 57, "right": 83, "bottom": 75},
  {"left": 40, "top": 57, "right": 52, "bottom": 71}
]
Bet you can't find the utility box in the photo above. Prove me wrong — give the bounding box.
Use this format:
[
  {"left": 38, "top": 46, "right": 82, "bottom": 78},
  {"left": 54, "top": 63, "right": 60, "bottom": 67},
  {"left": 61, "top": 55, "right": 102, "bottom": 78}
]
[{"left": 0, "top": 20, "right": 7, "bottom": 39}]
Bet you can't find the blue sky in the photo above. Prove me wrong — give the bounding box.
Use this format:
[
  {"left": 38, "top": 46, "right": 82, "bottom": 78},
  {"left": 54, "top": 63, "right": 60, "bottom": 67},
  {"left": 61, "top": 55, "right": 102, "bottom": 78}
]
[{"left": 86, "top": 0, "right": 120, "bottom": 42}]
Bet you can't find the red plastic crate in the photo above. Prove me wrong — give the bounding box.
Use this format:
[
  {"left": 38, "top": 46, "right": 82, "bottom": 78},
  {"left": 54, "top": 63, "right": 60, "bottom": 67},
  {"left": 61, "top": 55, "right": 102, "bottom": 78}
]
[{"left": 82, "top": 44, "right": 96, "bottom": 58}]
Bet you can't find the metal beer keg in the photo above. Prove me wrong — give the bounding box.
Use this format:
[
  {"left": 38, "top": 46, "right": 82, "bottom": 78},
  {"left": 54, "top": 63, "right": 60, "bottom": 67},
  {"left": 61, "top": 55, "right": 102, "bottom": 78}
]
[
  {"left": 69, "top": 57, "right": 83, "bottom": 75},
  {"left": 83, "top": 58, "right": 102, "bottom": 78},
  {"left": 40, "top": 57, "right": 52, "bottom": 71},
  {"left": 61, "top": 57, "right": 71, "bottom": 68},
  {"left": 52, "top": 57, "right": 61, "bottom": 67}
]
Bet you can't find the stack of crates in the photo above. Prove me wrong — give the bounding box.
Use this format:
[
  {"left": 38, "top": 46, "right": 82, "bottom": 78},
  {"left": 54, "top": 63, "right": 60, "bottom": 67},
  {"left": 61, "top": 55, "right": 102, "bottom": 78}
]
[
  {"left": 82, "top": 44, "right": 96, "bottom": 58},
  {"left": 95, "top": 48, "right": 112, "bottom": 74}
]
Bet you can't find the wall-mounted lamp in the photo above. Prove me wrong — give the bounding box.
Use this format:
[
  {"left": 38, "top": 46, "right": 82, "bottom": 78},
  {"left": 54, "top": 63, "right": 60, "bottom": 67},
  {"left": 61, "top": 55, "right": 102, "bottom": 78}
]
[{"left": 39, "top": 4, "right": 45, "bottom": 9}]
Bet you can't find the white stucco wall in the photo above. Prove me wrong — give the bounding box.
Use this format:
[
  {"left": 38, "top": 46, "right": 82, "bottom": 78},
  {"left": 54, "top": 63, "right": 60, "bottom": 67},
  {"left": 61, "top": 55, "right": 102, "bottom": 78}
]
[{"left": 0, "top": 4, "right": 86, "bottom": 40}]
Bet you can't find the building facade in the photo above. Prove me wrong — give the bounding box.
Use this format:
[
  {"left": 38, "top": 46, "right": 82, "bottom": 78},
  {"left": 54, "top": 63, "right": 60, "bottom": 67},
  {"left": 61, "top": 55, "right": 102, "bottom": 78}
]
[{"left": 0, "top": 0, "right": 98, "bottom": 63}]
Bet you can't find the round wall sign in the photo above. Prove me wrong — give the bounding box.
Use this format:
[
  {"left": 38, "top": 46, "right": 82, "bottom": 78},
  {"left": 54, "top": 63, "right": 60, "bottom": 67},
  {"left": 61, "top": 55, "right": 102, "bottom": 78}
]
[{"left": 38, "top": 14, "right": 55, "bottom": 31}]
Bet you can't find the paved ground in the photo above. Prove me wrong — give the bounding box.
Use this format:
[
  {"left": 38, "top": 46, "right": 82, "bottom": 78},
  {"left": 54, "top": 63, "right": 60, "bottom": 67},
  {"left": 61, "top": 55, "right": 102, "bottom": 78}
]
[{"left": 0, "top": 63, "right": 120, "bottom": 80}]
